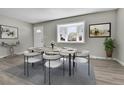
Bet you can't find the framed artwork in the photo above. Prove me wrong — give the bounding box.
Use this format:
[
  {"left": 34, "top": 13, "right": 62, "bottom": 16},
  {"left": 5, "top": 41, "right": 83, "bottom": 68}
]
[
  {"left": 57, "top": 22, "right": 85, "bottom": 43},
  {"left": 0, "top": 25, "right": 18, "bottom": 39},
  {"left": 89, "top": 23, "right": 111, "bottom": 38}
]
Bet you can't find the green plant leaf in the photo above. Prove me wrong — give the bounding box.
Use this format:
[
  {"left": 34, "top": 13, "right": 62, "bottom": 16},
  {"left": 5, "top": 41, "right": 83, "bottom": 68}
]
[{"left": 104, "top": 37, "right": 115, "bottom": 51}]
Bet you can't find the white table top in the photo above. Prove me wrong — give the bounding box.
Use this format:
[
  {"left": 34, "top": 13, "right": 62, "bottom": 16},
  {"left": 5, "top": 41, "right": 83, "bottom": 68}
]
[{"left": 28, "top": 47, "right": 77, "bottom": 55}]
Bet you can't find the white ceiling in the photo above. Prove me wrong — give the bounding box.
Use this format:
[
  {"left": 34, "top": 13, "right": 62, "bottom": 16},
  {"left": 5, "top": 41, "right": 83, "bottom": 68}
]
[{"left": 0, "top": 8, "right": 116, "bottom": 23}]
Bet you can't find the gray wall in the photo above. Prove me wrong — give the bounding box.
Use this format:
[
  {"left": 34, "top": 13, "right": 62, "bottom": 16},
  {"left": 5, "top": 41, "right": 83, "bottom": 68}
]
[
  {"left": 116, "top": 9, "right": 124, "bottom": 62},
  {"left": 0, "top": 15, "right": 33, "bottom": 57},
  {"left": 34, "top": 10, "right": 117, "bottom": 58}
]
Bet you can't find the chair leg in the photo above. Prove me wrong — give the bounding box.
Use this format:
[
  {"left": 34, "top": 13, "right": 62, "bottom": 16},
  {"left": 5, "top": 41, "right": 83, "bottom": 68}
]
[
  {"left": 73, "top": 53, "right": 76, "bottom": 67},
  {"left": 32, "top": 63, "right": 34, "bottom": 68},
  {"left": 24, "top": 56, "right": 26, "bottom": 75},
  {"left": 42, "top": 59, "right": 45, "bottom": 71},
  {"left": 26, "top": 57, "right": 29, "bottom": 77},
  {"left": 49, "top": 60, "right": 51, "bottom": 85},
  {"left": 88, "top": 55, "right": 90, "bottom": 76},
  {"left": 73, "top": 55, "right": 75, "bottom": 75},
  {"left": 73, "top": 62, "right": 74, "bottom": 76},
  {"left": 41, "top": 52, "right": 43, "bottom": 65},
  {"left": 73, "top": 62, "right": 78, "bottom": 75},
  {"left": 63, "top": 57, "right": 65, "bottom": 76},
  {"left": 24, "top": 62, "right": 26, "bottom": 75},
  {"left": 27, "top": 62, "right": 29, "bottom": 77},
  {"left": 44, "top": 64, "right": 46, "bottom": 84}
]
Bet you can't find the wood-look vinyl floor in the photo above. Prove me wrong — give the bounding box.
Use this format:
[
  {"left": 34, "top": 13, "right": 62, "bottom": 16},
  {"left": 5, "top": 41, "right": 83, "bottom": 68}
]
[
  {"left": 0, "top": 55, "right": 32, "bottom": 84},
  {"left": 92, "top": 59, "right": 124, "bottom": 85},
  {"left": 0, "top": 55, "right": 124, "bottom": 85}
]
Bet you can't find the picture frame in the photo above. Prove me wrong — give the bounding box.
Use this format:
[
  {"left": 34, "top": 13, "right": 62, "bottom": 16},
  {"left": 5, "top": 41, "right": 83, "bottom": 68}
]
[
  {"left": 89, "top": 23, "right": 111, "bottom": 38},
  {"left": 0, "top": 25, "right": 18, "bottom": 39}
]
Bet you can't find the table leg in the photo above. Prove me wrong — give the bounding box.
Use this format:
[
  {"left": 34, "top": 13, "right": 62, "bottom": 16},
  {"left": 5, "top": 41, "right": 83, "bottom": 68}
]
[
  {"left": 9, "top": 46, "right": 14, "bottom": 56},
  {"left": 69, "top": 54, "right": 71, "bottom": 76}
]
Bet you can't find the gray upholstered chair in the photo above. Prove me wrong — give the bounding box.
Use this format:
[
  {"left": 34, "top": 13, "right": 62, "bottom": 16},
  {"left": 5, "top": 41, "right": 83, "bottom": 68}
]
[
  {"left": 24, "top": 51, "right": 42, "bottom": 76},
  {"left": 59, "top": 50, "right": 69, "bottom": 75},
  {"left": 43, "top": 53, "right": 63, "bottom": 85},
  {"left": 74, "top": 50, "right": 91, "bottom": 76}
]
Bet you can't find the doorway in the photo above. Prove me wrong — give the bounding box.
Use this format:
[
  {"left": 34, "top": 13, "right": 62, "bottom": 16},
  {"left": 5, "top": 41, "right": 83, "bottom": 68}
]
[{"left": 33, "top": 26, "right": 44, "bottom": 47}]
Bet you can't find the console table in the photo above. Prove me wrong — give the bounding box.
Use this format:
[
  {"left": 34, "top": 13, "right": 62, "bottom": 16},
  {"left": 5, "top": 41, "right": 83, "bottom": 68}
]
[{"left": 0, "top": 41, "right": 20, "bottom": 56}]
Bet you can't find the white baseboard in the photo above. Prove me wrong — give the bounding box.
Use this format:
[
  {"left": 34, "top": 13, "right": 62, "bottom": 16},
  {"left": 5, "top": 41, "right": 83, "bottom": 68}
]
[
  {"left": 0, "top": 53, "right": 124, "bottom": 66},
  {"left": 0, "top": 55, "right": 8, "bottom": 58},
  {"left": 113, "top": 58, "right": 124, "bottom": 66},
  {"left": 90, "top": 55, "right": 124, "bottom": 66},
  {"left": 90, "top": 55, "right": 114, "bottom": 60},
  {"left": 0, "top": 52, "right": 23, "bottom": 59}
]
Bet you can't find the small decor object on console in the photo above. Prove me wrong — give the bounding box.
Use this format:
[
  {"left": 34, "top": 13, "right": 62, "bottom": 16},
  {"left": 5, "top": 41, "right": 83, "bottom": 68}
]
[
  {"left": 50, "top": 41, "right": 56, "bottom": 49},
  {"left": 0, "top": 25, "right": 18, "bottom": 39},
  {"left": 89, "top": 23, "right": 111, "bottom": 38}
]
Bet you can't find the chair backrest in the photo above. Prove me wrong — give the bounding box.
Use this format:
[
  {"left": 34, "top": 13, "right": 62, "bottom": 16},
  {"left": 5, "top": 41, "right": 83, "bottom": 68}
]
[
  {"left": 24, "top": 51, "right": 40, "bottom": 57},
  {"left": 28, "top": 47, "right": 42, "bottom": 52},
  {"left": 76, "top": 50, "right": 90, "bottom": 57},
  {"left": 59, "top": 49, "right": 69, "bottom": 56},
  {"left": 43, "top": 53, "right": 60, "bottom": 60},
  {"left": 44, "top": 46, "right": 60, "bottom": 55}
]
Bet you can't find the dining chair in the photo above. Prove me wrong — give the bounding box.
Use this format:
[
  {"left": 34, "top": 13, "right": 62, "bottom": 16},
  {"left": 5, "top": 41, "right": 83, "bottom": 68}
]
[
  {"left": 74, "top": 50, "right": 90, "bottom": 76},
  {"left": 24, "top": 51, "right": 42, "bottom": 76},
  {"left": 43, "top": 53, "right": 63, "bottom": 85},
  {"left": 59, "top": 50, "right": 69, "bottom": 75},
  {"left": 60, "top": 48, "right": 77, "bottom": 76}
]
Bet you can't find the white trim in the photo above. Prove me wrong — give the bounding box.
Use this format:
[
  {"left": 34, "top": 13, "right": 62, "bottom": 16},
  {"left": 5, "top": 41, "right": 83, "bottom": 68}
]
[
  {"left": 113, "top": 58, "right": 124, "bottom": 66},
  {"left": 0, "top": 55, "right": 7, "bottom": 58},
  {"left": 0, "top": 52, "right": 24, "bottom": 59},
  {"left": 90, "top": 55, "right": 114, "bottom": 60},
  {"left": 90, "top": 55, "right": 124, "bottom": 66}
]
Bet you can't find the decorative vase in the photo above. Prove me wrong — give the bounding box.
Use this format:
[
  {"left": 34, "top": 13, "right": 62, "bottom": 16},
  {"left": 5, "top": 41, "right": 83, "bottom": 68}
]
[
  {"left": 51, "top": 43, "right": 54, "bottom": 49},
  {"left": 50, "top": 41, "right": 55, "bottom": 50}
]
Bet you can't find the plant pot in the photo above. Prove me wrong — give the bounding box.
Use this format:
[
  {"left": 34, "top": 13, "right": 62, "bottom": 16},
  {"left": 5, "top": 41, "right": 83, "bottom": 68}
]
[{"left": 106, "top": 50, "right": 113, "bottom": 57}]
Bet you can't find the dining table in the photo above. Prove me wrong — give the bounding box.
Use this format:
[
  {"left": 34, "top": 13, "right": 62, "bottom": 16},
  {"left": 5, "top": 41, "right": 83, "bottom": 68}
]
[{"left": 28, "top": 46, "right": 77, "bottom": 76}]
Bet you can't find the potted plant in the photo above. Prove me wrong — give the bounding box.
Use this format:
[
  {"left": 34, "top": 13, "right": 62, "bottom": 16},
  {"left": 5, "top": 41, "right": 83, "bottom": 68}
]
[{"left": 104, "top": 37, "right": 115, "bottom": 57}]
